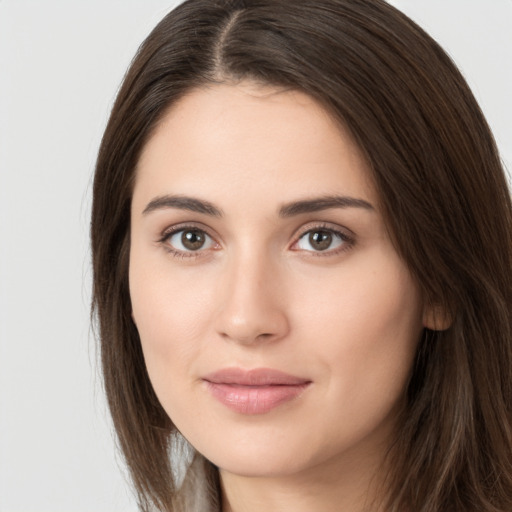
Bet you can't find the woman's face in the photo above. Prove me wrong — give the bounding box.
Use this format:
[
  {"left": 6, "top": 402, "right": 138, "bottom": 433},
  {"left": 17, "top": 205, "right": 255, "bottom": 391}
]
[{"left": 129, "top": 82, "right": 428, "bottom": 479}]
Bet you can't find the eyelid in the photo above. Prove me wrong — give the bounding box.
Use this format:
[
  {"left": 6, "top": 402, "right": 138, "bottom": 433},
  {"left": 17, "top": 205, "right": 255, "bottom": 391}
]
[
  {"left": 159, "top": 221, "right": 216, "bottom": 240},
  {"left": 289, "top": 222, "right": 356, "bottom": 255},
  {"left": 158, "top": 222, "right": 221, "bottom": 258},
  {"left": 156, "top": 220, "right": 355, "bottom": 258}
]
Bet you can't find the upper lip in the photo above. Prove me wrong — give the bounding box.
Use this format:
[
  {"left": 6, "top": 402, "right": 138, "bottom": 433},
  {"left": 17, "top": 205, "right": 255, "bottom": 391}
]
[{"left": 203, "top": 367, "right": 311, "bottom": 386}]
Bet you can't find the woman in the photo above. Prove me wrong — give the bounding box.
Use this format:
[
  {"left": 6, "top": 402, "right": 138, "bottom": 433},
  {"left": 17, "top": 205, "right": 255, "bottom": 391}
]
[{"left": 91, "top": 0, "right": 512, "bottom": 510}]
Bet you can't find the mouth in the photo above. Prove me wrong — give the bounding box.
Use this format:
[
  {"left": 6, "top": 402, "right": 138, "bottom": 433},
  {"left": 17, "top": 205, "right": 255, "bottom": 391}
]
[{"left": 202, "top": 367, "right": 312, "bottom": 415}]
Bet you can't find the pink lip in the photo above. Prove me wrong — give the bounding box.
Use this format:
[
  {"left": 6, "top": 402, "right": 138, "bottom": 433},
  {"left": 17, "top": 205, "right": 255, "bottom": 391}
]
[{"left": 202, "top": 368, "right": 311, "bottom": 415}]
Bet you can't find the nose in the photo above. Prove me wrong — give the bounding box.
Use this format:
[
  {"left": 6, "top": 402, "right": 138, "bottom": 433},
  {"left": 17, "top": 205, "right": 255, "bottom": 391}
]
[{"left": 214, "top": 252, "right": 290, "bottom": 345}]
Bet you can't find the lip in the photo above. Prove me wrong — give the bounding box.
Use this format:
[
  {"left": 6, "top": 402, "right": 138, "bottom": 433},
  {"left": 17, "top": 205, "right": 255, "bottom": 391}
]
[{"left": 202, "top": 367, "right": 311, "bottom": 415}]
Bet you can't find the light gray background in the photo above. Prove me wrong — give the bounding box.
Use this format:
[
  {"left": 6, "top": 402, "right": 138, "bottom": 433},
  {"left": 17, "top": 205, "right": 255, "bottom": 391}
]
[{"left": 0, "top": 1, "right": 510, "bottom": 511}]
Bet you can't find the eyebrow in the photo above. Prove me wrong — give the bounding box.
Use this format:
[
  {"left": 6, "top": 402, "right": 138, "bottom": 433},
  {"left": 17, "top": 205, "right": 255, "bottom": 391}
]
[
  {"left": 142, "top": 195, "right": 223, "bottom": 217},
  {"left": 278, "top": 195, "right": 374, "bottom": 217},
  {"left": 141, "top": 194, "right": 374, "bottom": 217}
]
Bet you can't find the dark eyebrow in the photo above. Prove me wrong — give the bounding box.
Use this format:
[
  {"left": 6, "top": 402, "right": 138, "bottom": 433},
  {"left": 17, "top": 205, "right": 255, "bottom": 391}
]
[
  {"left": 142, "top": 195, "right": 223, "bottom": 217},
  {"left": 279, "top": 195, "right": 375, "bottom": 217}
]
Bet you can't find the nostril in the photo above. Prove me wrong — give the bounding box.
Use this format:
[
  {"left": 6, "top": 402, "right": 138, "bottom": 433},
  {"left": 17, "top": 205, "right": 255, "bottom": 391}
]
[
  {"left": 256, "top": 332, "right": 274, "bottom": 340},
  {"left": 214, "top": 283, "right": 290, "bottom": 345}
]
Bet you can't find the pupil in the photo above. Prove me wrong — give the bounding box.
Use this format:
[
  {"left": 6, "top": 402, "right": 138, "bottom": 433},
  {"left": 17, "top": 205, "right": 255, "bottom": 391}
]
[
  {"left": 309, "top": 231, "right": 332, "bottom": 251},
  {"left": 182, "top": 230, "right": 205, "bottom": 250}
]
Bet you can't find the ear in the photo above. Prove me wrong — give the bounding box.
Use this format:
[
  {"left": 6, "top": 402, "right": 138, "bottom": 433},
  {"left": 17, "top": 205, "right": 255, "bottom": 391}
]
[{"left": 422, "top": 302, "right": 452, "bottom": 331}]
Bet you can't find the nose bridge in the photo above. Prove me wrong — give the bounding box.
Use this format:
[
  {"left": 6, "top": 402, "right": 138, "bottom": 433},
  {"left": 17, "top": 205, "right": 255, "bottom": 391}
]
[{"left": 215, "top": 244, "right": 288, "bottom": 344}]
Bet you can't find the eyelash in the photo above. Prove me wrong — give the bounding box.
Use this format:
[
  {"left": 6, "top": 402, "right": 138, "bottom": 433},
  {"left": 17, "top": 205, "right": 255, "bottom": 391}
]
[
  {"left": 158, "top": 223, "right": 218, "bottom": 260},
  {"left": 157, "top": 222, "right": 355, "bottom": 260},
  {"left": 292, "top": 223, "right": 355, "bottom": 257}
]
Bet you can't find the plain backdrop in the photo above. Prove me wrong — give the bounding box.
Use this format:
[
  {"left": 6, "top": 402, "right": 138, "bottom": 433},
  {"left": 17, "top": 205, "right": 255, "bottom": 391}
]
[{"left": 0, "top": 1, "right": 510, "bottom": 511}]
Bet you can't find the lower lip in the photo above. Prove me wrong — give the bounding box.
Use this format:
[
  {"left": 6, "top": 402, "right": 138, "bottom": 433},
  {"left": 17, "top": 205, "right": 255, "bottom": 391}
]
[{"left": 204, "top": 382, "right": 310, "bottom": 415}]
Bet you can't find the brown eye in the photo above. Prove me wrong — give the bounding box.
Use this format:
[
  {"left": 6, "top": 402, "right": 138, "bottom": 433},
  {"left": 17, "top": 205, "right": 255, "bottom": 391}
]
[
  {"left": 295, "top": 228, "right": 348, "bottom": 253},
  {"left": 165, "top": 228, "right": 215, "bottom": 252},
  {"left": 181, "top": 230, "right": 206, "bottom": 250},
  {"left": 308, "top": 231, "right": 333, "bottom": 251}
]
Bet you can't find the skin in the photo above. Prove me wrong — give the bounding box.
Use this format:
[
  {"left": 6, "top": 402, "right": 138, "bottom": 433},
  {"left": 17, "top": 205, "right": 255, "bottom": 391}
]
[{"left": 129, "top": 82, "right": 436, "bottom": 512}]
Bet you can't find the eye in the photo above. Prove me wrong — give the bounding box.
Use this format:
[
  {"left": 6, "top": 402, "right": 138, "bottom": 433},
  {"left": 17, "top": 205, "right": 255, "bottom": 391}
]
[
  {"left": 294, "top": 228, "right": 351, "bottom": 253},
  {"left": 164, "top": 228, "right": 216, "bottom": 253}
]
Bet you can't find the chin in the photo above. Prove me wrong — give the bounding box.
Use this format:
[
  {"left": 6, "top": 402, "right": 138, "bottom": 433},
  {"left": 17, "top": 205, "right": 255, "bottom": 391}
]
[
  {"left": 194, "top": 428, "right": 335, "bottom": 480},
  {"left": 211, "top": 452, "right": 311, "bottom": 479}
]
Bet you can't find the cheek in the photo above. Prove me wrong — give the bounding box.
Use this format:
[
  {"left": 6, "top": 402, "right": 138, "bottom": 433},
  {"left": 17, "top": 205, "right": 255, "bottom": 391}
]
[
  {"left": 293, "top": 252, "right": 423, "bottom": 410},
  {"left": 298, "top": 244, "right": 422, "bottom": 351},
  {"left": 129, "top": 250, "right": 218, "bottom": 388},
  {"left": 129, "top": 266, "right": 221, "bottom": 436}
]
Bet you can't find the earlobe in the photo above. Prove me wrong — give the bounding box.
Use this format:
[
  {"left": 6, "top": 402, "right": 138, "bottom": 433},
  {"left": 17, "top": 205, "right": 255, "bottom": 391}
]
[{"left": 422, "top": 303, "right": 452, "bottom": 331}]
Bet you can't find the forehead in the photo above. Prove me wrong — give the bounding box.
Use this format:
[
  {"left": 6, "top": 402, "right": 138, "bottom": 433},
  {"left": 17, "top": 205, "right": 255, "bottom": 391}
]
[{"left": 133, "top": 82, "right": 376, "bottom": 212}]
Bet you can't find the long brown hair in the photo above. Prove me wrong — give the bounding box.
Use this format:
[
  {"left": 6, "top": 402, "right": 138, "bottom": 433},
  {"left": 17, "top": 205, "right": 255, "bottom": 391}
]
[{"left": 91, "top": 1, "right": 512, "bottom": 510}]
